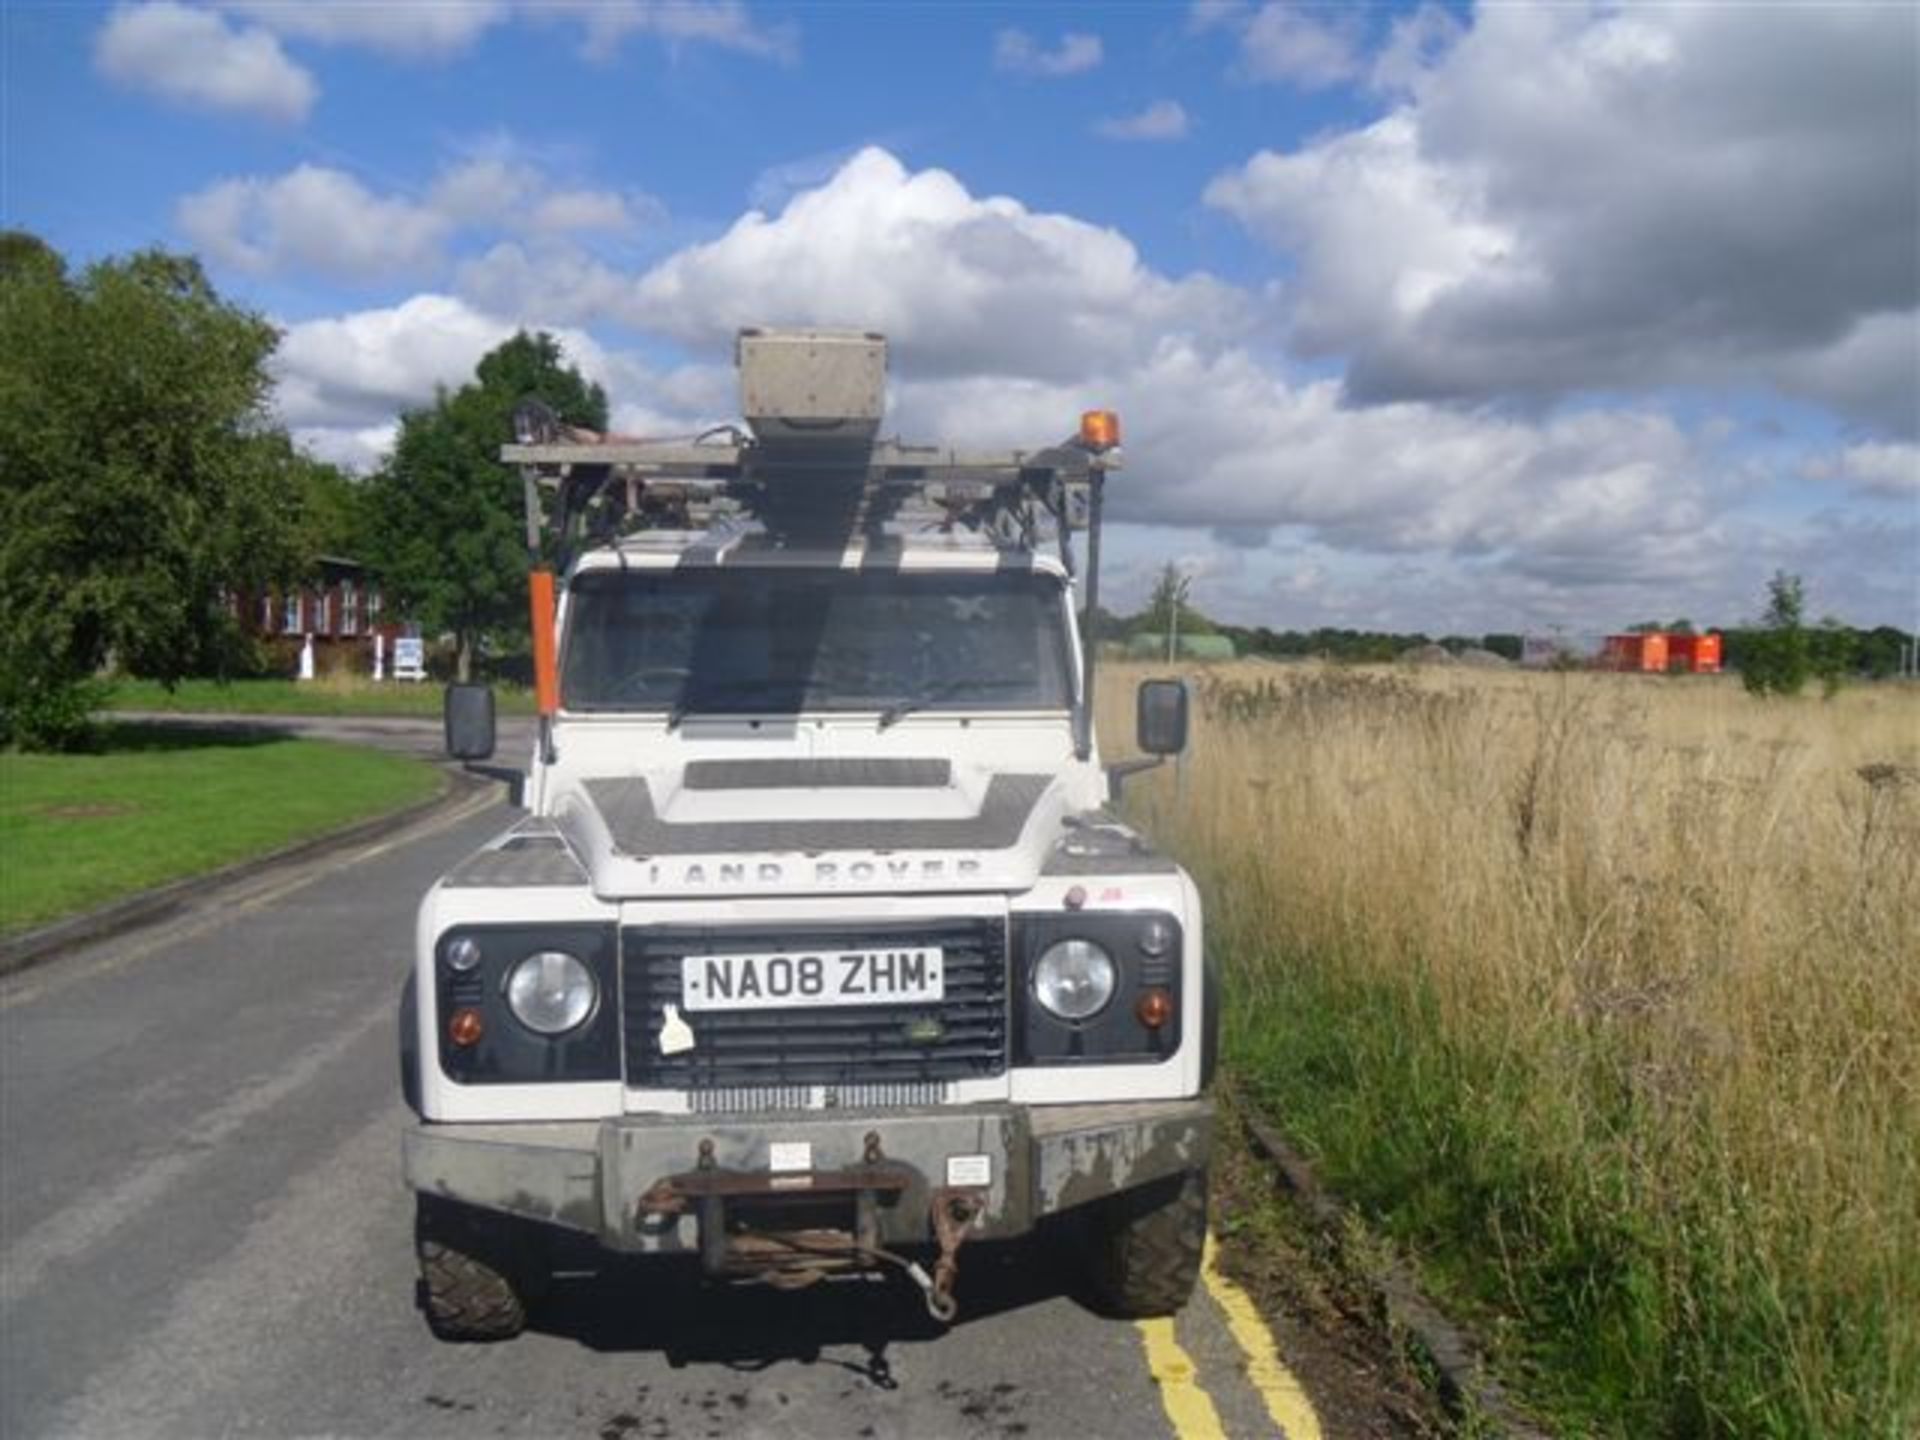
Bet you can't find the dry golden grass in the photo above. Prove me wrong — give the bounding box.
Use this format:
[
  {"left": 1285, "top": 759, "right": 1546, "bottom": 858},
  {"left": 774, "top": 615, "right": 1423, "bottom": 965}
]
[{"left": 1103, "top": 662, "right": 1920, "bottom": 1437}]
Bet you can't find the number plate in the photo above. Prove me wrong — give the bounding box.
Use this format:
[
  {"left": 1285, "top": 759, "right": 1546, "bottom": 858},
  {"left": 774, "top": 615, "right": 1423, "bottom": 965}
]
[{"left": 681, "top": 948, "right": 945, "bottom": 1013}]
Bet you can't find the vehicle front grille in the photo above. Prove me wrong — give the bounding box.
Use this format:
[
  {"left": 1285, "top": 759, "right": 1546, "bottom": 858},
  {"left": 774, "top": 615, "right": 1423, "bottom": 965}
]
[
  {"left": 686, "top": 1081, "right": 954, "bottom": 1114},
  {"left": 620, "top": 919, "right": 1007, "bottom": 1092}
]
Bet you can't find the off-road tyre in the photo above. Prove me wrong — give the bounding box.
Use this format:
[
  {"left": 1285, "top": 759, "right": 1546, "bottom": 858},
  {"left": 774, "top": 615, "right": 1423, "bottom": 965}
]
[
  {"left": 415, "top": 1195, "right": 528, "bottom": 1342},
  {"left": 1083, "top": 1168, "right": 1208, "bottom": 1318}
]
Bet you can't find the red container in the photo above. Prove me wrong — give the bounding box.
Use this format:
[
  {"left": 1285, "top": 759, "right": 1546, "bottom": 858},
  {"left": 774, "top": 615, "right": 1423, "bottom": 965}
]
[
  {"left": 1669, "top": 632, "right": 1722, "bottom": 674},
  {"left": 1601, "top": 633, "right": 1669, "bottom": 672}
]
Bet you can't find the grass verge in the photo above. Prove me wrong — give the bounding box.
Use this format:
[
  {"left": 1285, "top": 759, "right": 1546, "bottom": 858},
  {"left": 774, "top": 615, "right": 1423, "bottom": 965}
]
[
  {"left": 1, "top": 726, "right": 442, "bottom": 934},
  {"left": 104, "top": 677, "right": 536, "bottom": 718},
  {"left": 1106, "top": 663, "right": 1918, "bottom": 1438}
]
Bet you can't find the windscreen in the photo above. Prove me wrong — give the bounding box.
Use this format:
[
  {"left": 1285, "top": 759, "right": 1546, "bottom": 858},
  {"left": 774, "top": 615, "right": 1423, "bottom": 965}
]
[{"left": 562, "top": 567, "right": 1075, "bottom": 716}]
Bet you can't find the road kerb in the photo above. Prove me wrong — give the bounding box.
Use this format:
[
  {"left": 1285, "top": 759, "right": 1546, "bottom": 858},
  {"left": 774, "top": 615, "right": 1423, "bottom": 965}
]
[
  {"left": 0, "top": 766, "right": 489, "bottom": 979},
  {"left": 1226, "top": 1087, "right": 1554, "bottom": 1440}
]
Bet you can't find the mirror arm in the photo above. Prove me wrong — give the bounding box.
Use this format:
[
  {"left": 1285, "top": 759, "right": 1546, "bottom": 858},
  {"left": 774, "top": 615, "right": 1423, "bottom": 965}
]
[
  {"left": 461, "top": 763, "right": 526, "bottom": 809},
  {"left": 1105, "top": 755, "right": 1165, "bottom": 805}
]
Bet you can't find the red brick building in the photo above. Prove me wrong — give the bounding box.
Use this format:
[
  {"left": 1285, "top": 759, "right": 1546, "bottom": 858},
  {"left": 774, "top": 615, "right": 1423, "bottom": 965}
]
[{"left": 234, "top": 557, "right": 407, "bottom": 673}]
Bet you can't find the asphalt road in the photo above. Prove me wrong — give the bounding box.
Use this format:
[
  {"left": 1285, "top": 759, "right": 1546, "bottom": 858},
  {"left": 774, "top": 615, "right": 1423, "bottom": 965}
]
[{"left": 1, "top": 790, "right": 1339, "bottom": 1440}]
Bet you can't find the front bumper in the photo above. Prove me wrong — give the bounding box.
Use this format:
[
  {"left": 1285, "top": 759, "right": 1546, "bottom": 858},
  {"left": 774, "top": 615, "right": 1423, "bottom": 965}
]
[{"left": 403, "top": 1099, "right": 1212, "bottom": 1252}]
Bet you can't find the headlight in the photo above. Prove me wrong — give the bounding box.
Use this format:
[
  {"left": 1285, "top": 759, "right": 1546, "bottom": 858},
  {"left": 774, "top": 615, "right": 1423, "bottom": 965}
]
[
  {"left": 1033, "top": 938, "right": 1116, "bottom": 1021},
  {"left": 504, "top": 950, "right": 597, "bottom": 1034}
]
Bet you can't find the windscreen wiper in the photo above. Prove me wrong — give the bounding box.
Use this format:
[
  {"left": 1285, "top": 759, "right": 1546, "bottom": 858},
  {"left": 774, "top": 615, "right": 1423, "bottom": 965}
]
[
  {"left": 876, "top": 679, "right": 1034, "bottom": 730},
  {"left": 665, "top": 676, "right": 837, "bottom": 731}
]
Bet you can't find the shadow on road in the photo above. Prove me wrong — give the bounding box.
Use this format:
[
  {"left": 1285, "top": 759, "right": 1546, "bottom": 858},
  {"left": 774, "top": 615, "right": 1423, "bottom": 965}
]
[{"left": 522, "top": 1228, "right": 1084, "bottom": 1381}]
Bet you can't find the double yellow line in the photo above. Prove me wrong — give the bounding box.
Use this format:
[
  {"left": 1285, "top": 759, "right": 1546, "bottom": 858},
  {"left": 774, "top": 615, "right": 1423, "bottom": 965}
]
[{"left": 1135, "top": 1236, "right": 1324, "bottom": 1440}]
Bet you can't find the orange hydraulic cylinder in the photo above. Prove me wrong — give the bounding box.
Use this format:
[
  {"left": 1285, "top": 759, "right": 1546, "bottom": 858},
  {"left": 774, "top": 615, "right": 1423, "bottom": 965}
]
[{"left": 529, "top": 569, "right": 559, "bottom": 715}]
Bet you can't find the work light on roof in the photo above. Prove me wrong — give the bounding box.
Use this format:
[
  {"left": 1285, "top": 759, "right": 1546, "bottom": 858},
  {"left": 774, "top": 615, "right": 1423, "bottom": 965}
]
[{"left": 1079, "top": 410, "right": 1121, "bottom": 453}]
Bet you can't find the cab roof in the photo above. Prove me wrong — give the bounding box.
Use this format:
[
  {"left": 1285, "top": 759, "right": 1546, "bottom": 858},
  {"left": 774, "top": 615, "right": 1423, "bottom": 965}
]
[{"left": 569, "top": 531, "right": 1070, "bottom": 580}]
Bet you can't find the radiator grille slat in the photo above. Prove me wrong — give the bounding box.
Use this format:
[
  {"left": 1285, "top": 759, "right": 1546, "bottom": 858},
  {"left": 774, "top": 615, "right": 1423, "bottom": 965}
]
[
  {"left": 622, "top": 919, "right": 1007, "bottom": 1091},
  {"left": 687, "top": 1081, "right": 953, "bottom": 1114}
]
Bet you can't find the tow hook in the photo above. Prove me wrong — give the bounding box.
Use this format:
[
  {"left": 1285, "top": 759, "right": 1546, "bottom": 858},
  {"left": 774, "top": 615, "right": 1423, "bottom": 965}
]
[{"left": 923, "top": 1187, "right": 986, "bottom": 1323}]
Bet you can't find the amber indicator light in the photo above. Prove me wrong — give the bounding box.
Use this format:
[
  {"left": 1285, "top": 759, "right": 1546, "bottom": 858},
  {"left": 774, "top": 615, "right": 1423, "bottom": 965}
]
[
  {"left": 1135, "top": 989, "right": 1173, "bottom": 1030},
  {"left": 448, "top": 1008, "right": 486, "bottom": 1047},
  {"left": 1079, "top": 409, "right": 1121, "bottom": 452}
]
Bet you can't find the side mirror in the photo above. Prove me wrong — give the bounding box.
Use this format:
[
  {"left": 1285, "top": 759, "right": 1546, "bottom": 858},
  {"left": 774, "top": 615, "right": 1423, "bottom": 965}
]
[
  {"left": 444, "top": 684, "right": 496, "bottom": 761},
  {"left": 1136, "top": 679, "right": 1189, "bottom": 757}
]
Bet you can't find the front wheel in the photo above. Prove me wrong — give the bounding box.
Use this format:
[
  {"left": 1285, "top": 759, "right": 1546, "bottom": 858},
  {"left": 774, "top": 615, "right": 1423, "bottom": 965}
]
[
  {"left": 415, "top": 1195, "right": 529, "bottom": 1341},
  {"left": 1082, "top": 1169, "right": 1208, "bottom": 1318}
]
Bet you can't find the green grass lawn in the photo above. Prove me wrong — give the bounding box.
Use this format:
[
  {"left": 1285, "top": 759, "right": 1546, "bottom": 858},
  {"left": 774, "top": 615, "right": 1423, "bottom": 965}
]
[
  {"left": 104, "top": 677, "right": 536, "bottom": 717},
  {"left": 1, "top": 727, "right": 443, "bottom": 935}
]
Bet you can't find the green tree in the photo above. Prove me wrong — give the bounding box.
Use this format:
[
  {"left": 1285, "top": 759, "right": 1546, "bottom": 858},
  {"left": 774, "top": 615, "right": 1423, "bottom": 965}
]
[
  {"left": 293, "top": 453, "right": 369, "bottom": 559},
  {"left": 362, "top": 332, "right": 606, "bottom": 681},
  {"left": 1857, "top": 625, "right": 1914, "bottom": 679},
  {"left": 1808, "top": 618, "right": 1857, "bottom": 697},
  {"left": 1136, "top": 563, "right": 1215, "bottom": 658},
  {"left": 0, "top": 237, "right": 306, "bottom": 748},
  {"left": 1739, "top": 571, "right": 1813, "bottom": 697}
]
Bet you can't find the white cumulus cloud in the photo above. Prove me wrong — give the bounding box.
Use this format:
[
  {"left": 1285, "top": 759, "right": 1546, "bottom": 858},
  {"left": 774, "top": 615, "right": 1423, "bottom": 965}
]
[
  {"left": 259, "top": 144, "right": 1912, "bottom": 627},
  {"left": 98, "top": 0, "right": 795, "bottom": 120},
  {"left": 1095, "top": 100, "right": 1191, "bottom": 142},
  {"left": 176, "top": 165, "right": 450, "bottom": 279},
  {"left": 527, "top": 0, "right": 796, "bottom": 62},
  {"left": 1206, "top": 2, "right": 1920, "bottom": 433},
  {"left": 1234, "top": 3, "right": 1363, "bottom": 89},
  {"left": 178, "top": 156, "right": 655, "bottom": 283},
  {"left": 994, "top": 29, "right": 1103, "bottom": 77},
  {"left": 273, "top": 294, "right": 516, "bottom": 433},
  {"left": 94, "top": 2, "right": 316, "bottom": 123},
  {"left": 273, "top": 294, "right": 722, "bottom": 469},
  {"left": 623, "top": 147, "right": 1253, "bottom": 379},
  {"left": 218, "top": 1, "right": 509, "bottom": 58}
]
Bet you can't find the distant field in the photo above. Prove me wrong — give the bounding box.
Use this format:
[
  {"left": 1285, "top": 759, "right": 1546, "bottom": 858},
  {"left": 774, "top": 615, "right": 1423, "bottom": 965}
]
[
  {"left": 1, "top": 728, "right": 442, "bottom": 934},
  {"left": 1106, "top": 663, "right": 1920, "bottom": 1437},
  {"left": 105, "top": 676, "right": 537, "bottom": 718}
]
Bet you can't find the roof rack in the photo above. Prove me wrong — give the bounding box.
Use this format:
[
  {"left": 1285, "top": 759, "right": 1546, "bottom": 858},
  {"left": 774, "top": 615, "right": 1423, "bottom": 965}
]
[
  {"left": 500, "top": 328, "right": 1118, "bottom": 759},
  {"left": 504, "top": 433, "right": 1111, "bottom": 563},
  {"left": 500, "top": 329, "right": 1117, "bottom": 570}
]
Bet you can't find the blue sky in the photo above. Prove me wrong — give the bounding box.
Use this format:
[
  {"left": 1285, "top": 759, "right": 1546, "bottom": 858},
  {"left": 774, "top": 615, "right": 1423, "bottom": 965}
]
[{"left": 5, "top": 1, "right": 1917, "bottom": 633}]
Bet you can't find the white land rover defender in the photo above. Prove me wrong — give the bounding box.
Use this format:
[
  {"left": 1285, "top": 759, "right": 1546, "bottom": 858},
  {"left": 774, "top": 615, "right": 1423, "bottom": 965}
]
[{"left": 401, "top": 329, "right": 1214, "bottom": 1339}]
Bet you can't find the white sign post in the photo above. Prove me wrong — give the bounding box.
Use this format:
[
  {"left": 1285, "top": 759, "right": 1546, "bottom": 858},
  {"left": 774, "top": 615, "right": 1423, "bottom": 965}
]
[
  {"left": 372, "top": 632, "right": 385, "bottom": 682},
  {"left": 298, "top": 634, "right": 315, "bottom": 682}
]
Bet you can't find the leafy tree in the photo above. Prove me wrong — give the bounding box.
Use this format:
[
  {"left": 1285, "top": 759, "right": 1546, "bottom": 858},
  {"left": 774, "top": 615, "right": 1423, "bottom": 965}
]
[
  {"left": 1739, "top": 571, "right": 1813, "bottom": 697},
  {"left": 1763, "top": 572, "right": 1805, "bottom": 630},
  {"left": 1134, "top": 563, "right": 1216, "bottom": 656},
  {"left": 1808, "top": 619, "right": 1857, "bottom": 698},
  {"left": 0, "top": 236, "right": 305, "bottom": 748},
  {"left": 294, "top": 453, "right": 369, "bottom": 559},
  {"left": 362, "top": 332, "right": 606, "bottom": 681},
  {"left": 1858, "top": 625, "right": 1914, "bottom": 679}
]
